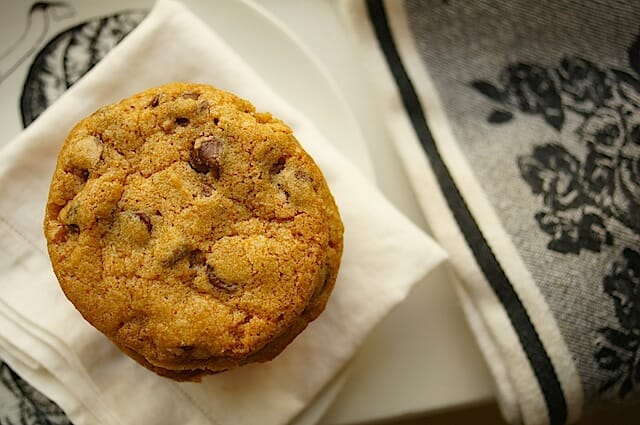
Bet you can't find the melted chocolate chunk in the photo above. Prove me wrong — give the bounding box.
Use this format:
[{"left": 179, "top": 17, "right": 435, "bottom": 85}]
[
  {"left": 188, "top": 249, "right": 206, "bottom": 268},
  {"left": 163, "top": 246, "right": 190, "bottom": 267},
  {"left": 134, "top": 212, "right": 152, "bottom": 232},
  {"left": 69, "top": 167, "right": 90, "bottom": 181},
  {"left": 52, "top": 224, "right": 79, "bottom": 243},
  {"left": 206, "top": 265, "right": 237, "bottom": 291},
  {"left": 198, "top": 100, "right": 210, "bottom": 114},
  {"left": 149, "top": 94, "right": 160, "bottom": 107},
  {"left": 189, "top": 135, "right": 223, "bottom": 178},
  {"left": 175, "top": 117, "right": 190, "bottom": 126},
  {"left": 270, "top": 157, "right": 286, "bottom": 174}
]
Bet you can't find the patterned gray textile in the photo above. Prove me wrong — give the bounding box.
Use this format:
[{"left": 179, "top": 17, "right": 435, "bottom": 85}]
[{"left": 351, "top": 0, "right": 640, "bottom": 424}]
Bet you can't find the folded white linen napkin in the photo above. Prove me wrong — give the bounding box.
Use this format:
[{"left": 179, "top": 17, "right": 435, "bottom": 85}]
[
  {"left": 0, "top": 1, "right": 446, "bottom": 424},
  {"left": 340, "top": 1, "right": 640, "bottom": 424}
]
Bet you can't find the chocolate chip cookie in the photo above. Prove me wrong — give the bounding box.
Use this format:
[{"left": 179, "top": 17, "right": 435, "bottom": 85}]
[{"left": 43, "top": 82, "right": 343, "bottom": 381}]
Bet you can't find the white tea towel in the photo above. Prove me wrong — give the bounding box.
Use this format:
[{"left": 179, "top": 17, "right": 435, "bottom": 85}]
[
  {"left": 340, "top": 1, "right": 640, "bottom": 424},
  {"left": 0, "top": 1, "right": 447, "bottom": 424}
]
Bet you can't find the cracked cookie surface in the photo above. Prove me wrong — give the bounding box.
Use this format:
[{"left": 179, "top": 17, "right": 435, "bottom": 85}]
[{"left": 44, "top": 82, "right": 343, "bottom": 381}]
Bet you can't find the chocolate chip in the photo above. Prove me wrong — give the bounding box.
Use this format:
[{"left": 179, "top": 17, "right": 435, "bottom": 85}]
[
  {"left": 179, "top": 345, "right": 195, "bottom": 352},
  {"left": 270, "top": 157, "right": 286, "bottom": 174},
  {"left": 69, "top": 167, "right": 90, "bottom": 181},
  {"left": 163, "top": 246, "right": 190, "bottom": 267},
  {"left": 51, "top": 224, "right": 79, "bottom": 243},
  {"left": 206, "top": 265, "right": 237, "bottom": 291},
  {"left": 179, "top": 346, "right": 210, "bottom": 360},
  {"left": 198, "top": 101, "right": 210, "bottom": 114},
  {"left": 59, "top": 224, "right": 80, "bottom": 243},
  {"left": 189, "top": 135, "right": 223, "bottom": 178},
  {"left": 188, "top": 250, "right": 237, "bottom": 291},
  {"left": 134, "top": 212, "right": 152, "bottom": 232},
  {"left": 276, "top": 184, "right": 290, "bottom": 200},
  {"left": 59, "top": 202, "right": 80, "bottom": 228},
  {"left": 149, "top": 95, "right": 160, "bottom": 107},
  {"left": 295, "top": 170, "right": 313, "bottom": 183},
  {"left": 175, "top": 117, "right": 190, "bottom": 126},
  {"left": 182, "top": 93, "right": 200, "bottom": 100},
  {"left": 213, "top": 117, "right": 220, "bottom": 125},
  {"left": 188, "top": 249, "right": 206, "bottom": 268}
]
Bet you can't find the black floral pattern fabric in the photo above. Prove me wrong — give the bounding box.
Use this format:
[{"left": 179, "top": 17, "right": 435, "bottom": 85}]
[
  {"left": 473, "top": 57, "right": 640, "bottom": 254},
  {"left": 596, "top": 248, "right": 640, "bottom": 398},
  {"left": 0, "top": 361, "right": 70, "bottom": 424},
  {"left": 472, "top": 33, "right": 640, "bottom": 399}
]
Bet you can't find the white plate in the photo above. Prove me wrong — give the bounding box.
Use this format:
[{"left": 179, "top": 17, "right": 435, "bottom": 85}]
[{"left": 0, "top": 0, "right": 369, "bottom": 424}]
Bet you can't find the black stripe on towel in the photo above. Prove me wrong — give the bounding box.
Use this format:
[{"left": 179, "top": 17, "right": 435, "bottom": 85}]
[{"left": 365, "top": 1, "right": 568, "bottom": 424}]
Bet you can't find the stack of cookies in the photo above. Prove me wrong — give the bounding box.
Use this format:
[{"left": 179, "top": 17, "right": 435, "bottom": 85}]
[{"left": 43, "top": 83, "right": 343, "bottom": 381}]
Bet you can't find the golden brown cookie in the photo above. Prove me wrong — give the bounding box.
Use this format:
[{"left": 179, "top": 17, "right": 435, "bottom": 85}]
[{"left": 43, "top": 82, "right": 343, "bottom": 381}]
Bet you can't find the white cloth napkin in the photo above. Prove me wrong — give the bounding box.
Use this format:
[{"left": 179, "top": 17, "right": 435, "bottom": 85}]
[{"left": 0, "top": 1, "right": 446, "bottom": 424}]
